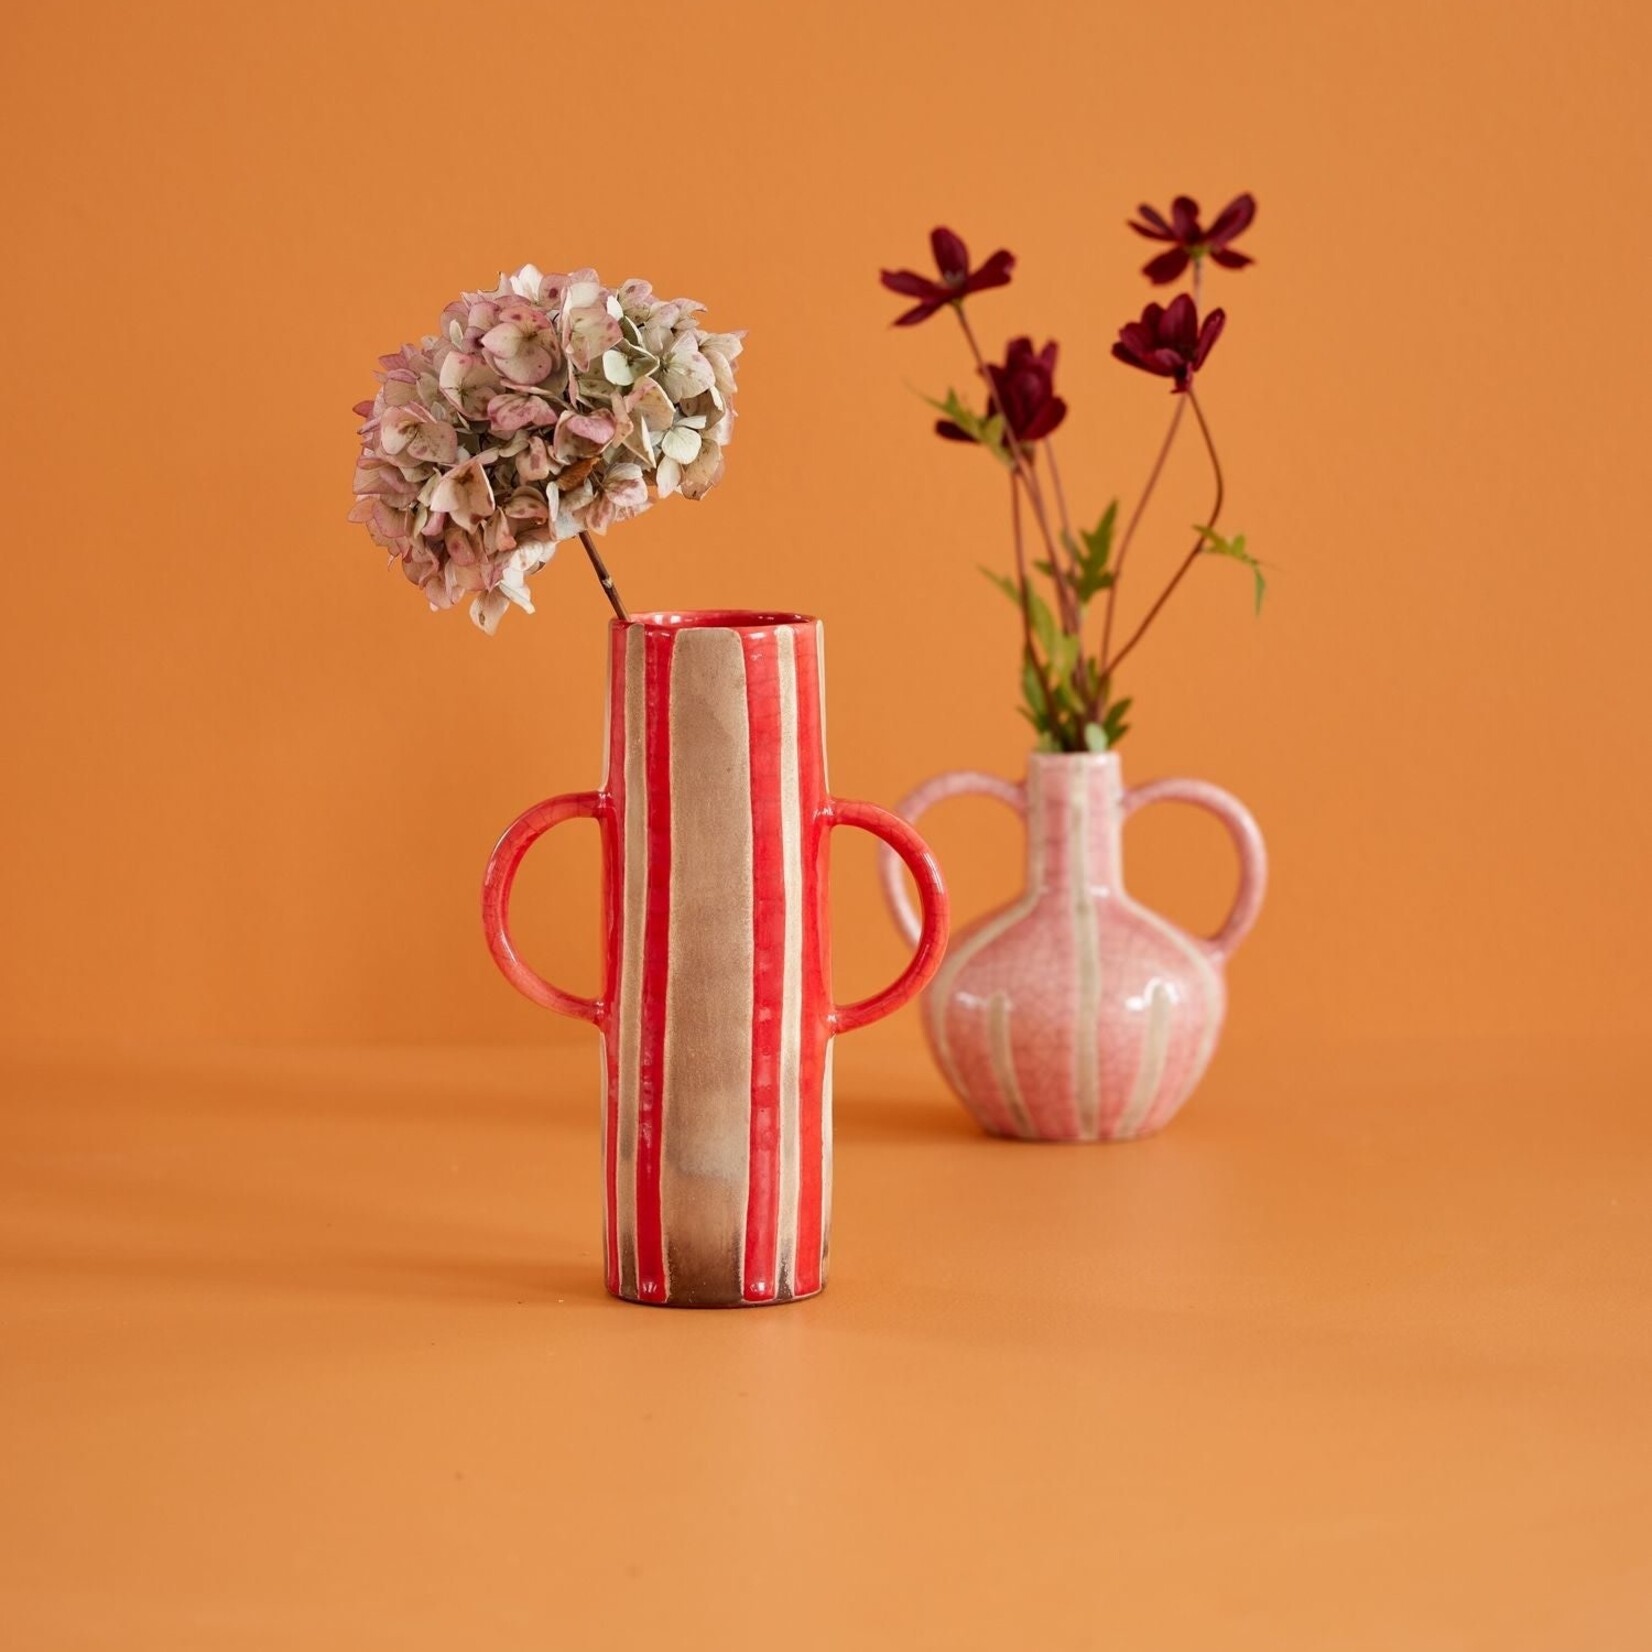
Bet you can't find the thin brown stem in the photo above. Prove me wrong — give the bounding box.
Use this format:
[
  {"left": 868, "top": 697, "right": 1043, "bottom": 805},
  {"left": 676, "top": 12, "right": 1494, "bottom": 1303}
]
[
  {"left": 1018, "top": 458, "right": 1079, "bottom": 633},
  {"left": 1096, "top": 257, "right": 1208, "bottom": 696},
  {"left": 953, "top": 305, "right": 1079, "bottom": 633},
  {"left": 1040, "top": 443, "right": 1088, "bottom": 649},
  {"left": 1100, "top": 399, "right": 1184, "bottom": 672},
  {"left": 1010, "top": 476, "right": 1057, "bottom": 729},
  {"left": 579, "top": 530, "right": 629, "bottom": 622},
  {"left": 1043, "top": 442, "right": 1076, "bottom": 558},
  {"left": 1101, "top": 387, "right": 1224, "bottom": 680},
  {"left": 1188, "top": 381, "right": 1223, "bottom": 524}
]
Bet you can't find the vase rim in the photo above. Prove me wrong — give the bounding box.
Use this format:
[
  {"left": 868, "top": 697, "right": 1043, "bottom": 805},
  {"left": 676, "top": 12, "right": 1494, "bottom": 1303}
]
[
  {"left": 616, "top": 609, "right": 815, "bottom": 634},
  {"left": 1026, "top": 748, "right": 1121, "bottom": 764}
]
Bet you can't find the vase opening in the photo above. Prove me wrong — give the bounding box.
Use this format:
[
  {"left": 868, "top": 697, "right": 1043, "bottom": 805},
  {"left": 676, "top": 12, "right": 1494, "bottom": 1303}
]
[{"left": 620, "top": 609, "right": 813, "bottom": 633}]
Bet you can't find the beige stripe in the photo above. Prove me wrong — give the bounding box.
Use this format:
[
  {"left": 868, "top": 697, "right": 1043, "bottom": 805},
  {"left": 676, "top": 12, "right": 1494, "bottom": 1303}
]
[
  {"left": 928, "top": 788, "right": 1046, "bottom": 1133},
  {"left": 660, "top": 629, "right": 754, "bottom": 1305},
  {"left": 1072, "top": 768, "right": 1102, "bottom": 1139},
  {"left": 1115, "top": 978, "right": 1174, "bottom": 1139},
  {"left": 987, "top": 992, "right": 1033, "bottom": 1135},
  {"left": 1136, "top": 916, "right": 1224, "bottom": 1134},
  {"left": 775, "top": 627, "right": 804, "bottom": 1296},
  {"left": 615, "top": 627, "right": 646, "bottom": 1298}
]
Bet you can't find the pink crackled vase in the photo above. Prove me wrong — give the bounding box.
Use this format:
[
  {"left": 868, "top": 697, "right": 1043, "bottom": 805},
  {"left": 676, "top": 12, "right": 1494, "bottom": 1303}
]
[{"left": 879, "top": 753, "right": 1265, "bottom": 1142}]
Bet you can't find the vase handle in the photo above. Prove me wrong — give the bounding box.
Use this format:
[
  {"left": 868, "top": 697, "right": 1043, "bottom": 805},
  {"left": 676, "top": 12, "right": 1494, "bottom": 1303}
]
[
  {"left": 481, "top": 791, "right": 607, "bottom": 1024},
  {"left": 1122, "top": 777, "right": 1267, "bottom": 962},
  {"left": 828, "top": 799, "right": 950, "bottom": 1035},
  {"left": 877, "top": 771, "right": 1026, "bottom": 945}
]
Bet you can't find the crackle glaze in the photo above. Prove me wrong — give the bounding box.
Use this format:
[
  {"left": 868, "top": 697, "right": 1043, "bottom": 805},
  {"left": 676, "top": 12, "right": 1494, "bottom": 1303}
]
[
  {"left": 880, "top": 753, "right": 1265, "bottom": 1142},
  {"left": 482, "top": 612, "right": 949, "bottom": 1305}
]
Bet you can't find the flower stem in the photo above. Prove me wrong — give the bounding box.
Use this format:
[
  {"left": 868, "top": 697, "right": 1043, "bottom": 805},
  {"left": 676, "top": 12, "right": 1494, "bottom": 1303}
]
[
  {"left": 952, "top": 304, "right": 1080, "bottom": 634},
  {"left": 1099, "top": 399, "right": 1184, "bottom": 677},
  {"left": 579, "top": 530, "right": 629, "bottom": 622},
  {"left": 1101, "top": 387, "right": 1223, "bottom": 679},
  {"left": 1010, "top": 474, "right": 1057, "bottom": 727},
  {"left": 1096, "top": 258, "right": 1206, "bottom": 694},
  {"left": 1043, "top": 441, "right": 1076, "bottom": 558},
  {"left": 1190, "top": 382, "right": 1223, "bottom": 519}
]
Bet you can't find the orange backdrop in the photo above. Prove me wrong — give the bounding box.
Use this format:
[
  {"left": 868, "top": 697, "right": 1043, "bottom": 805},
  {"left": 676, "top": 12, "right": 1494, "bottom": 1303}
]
[{"left": 3, "top": 0, "right": 1649, "bottom": 1067}]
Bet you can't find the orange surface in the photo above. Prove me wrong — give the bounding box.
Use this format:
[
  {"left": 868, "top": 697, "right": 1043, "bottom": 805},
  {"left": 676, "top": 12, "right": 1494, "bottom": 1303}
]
[
  {"left": 4, "top": 1039, "right": 1650, "bottom": 1648},
  {"left": 4, "top": 0, "right": 1652, "bottom": 1643}
]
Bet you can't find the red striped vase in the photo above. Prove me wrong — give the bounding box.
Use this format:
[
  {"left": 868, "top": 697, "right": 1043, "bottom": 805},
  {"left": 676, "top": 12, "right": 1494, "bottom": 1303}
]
[{"left": 482, "top": 611, "right": 949, "bottom": 1306}]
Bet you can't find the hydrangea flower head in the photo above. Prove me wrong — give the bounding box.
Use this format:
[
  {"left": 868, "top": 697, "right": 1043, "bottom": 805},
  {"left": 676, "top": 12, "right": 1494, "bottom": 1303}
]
[{"left": 351, "top": 265, "right": 742, "bottom": 632}]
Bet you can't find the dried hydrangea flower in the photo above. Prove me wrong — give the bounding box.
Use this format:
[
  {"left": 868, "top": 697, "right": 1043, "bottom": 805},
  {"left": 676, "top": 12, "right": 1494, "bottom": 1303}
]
[{"left": 351, "top": 264, "right": 742, "bottom": 632}]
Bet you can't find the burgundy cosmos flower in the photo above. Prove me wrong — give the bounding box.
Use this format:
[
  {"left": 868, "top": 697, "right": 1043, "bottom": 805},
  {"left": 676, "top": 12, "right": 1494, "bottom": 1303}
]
[
  {"left": 1128, "top": 193, "right": 1256, "bottom": 285},
  {"left": 880, "top": 227, "right": 1015, "bottom": 326},
  {"left": 939, "top": 337, "right": 1067, "bottom": 444},
  {"left": 1112, "top": 294, "right": 1225, "bottom": 392}
]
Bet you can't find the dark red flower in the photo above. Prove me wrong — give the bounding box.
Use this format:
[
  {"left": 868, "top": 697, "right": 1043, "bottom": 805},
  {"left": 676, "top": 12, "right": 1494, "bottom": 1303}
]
[
  {"left": 1111, "top": 294, "right": 1225, "bottom": 392},
  {"left": 881, "top": 227, "right": 1016, "bottom": 326},
  {"left": 1128, "top": 193, "right": 1256, "bottom": 284},
  {"left": 938, "top": 336, "right": 1067, "bottom": 445}
]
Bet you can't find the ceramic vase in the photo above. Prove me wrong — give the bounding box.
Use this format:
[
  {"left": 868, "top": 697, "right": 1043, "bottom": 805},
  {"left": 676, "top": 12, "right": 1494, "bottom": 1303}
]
[
  {"left": 483, "top": 611, "right": 950, "bottom": 1305},
  {"left": 879, "top": 752, "right": 1264, "bottom": 1142}
]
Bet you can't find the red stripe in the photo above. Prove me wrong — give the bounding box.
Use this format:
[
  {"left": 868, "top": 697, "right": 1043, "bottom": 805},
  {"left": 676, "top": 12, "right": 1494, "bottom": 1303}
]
[
  {"left": 741, "top": 633, "right": 784, "bottom": 1300},
  {"left": 634, "top": 628, "right": 673, "bottom": 1302},
  {"left": 791, "top": 626, "right": 827, "bottom": 1296},
  {"left": 601, "top": 629, "right": 626, "bottom": 1296}
]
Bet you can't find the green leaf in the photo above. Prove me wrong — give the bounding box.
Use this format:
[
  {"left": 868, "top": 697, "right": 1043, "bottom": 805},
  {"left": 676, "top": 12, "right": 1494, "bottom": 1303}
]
[
  {"left": 1051, "top": 675, "right": 1087, "bottom": 716},
  {"left": 918, "top": 389, "right": 1013, "bottom": 466},
  {"left": 979, "top": 565, "right": 1021, "bottom": 605},
  {"left": 984, "top": 568, "right": 1088, "bottom": 694},
  {"left": 1026, "top": 587, "right": 1059, "bottom": 657},
  {"left": 919, "top": 387, "right": 968, "bottom": 419},
  {"left": 1193, "top": 525, "right": 1267, "bottom": 615},
  {"left": 1074, "top": 500, "right": 1119, "bottom": 601},
  {"left": 1083, "top": 721, "right": 1109, "bottom": 753},
  {"left": 1045, "top": 629, "right": 1077, "bottom": 678},
  {"left": 1021, "top": 658, "right": 1049, "bottom": 719},
  {"left": 920, "top": 388, "right": 985, "bottom": 437},
  {"left": 979, "top": 414, "right": 1014, "bottom": 468},
  {"left": 1082, "top": 501, "right": 1118, "bottom": 563},
  {"left": 1100, "top": 696, "right": 1134, "bottom": 747}
]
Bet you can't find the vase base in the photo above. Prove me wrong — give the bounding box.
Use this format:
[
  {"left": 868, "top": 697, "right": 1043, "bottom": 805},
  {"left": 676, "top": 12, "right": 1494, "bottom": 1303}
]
[
  {"left": 975, "top": 1117, "right": 1173, "bottom": 1145},
  {"left": 607, "top": 1284, "right": 826, "bottom": 1309}
]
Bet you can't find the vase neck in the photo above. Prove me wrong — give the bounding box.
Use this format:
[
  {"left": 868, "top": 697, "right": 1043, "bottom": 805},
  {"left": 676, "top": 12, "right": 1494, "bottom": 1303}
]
[{"left": 1024, "top": 754, "right": 1124, "bottom": 894}]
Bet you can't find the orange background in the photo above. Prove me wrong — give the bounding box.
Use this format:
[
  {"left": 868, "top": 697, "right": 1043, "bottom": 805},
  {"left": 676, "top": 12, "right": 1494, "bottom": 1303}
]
[
  {"left": 6, "top": 5, "right": 1652, "bottom": 1647},
  {"left": 6, "top": 0, "right": 1651, "bottom": 1064}
]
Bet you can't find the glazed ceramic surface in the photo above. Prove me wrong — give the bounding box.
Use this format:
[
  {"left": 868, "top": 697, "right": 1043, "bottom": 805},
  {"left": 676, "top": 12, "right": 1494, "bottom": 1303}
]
[
  {"left": 881, "top": 753, "right": 1264, "bottom": 1142},
  {"left": 483, "top": 611, "right": 949, "bottom": 1305}
]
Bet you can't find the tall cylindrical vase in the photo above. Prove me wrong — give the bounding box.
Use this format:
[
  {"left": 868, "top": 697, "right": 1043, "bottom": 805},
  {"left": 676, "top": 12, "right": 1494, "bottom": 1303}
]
[{"left": 483, "top": 611, "right": 950, "bottom": 1305}]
